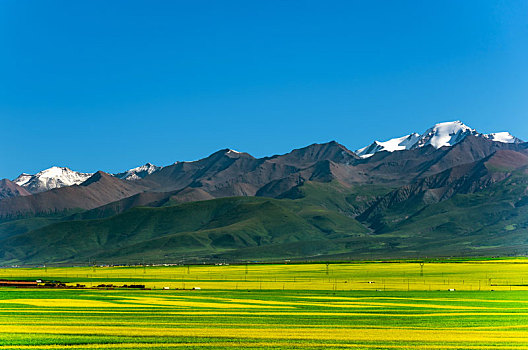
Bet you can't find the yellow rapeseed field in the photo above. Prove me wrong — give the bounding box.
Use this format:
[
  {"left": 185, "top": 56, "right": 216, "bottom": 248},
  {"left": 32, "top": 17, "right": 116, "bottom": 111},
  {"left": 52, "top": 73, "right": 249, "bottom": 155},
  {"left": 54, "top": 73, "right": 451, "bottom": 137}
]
[{"left": 1, "top": 261, "right": 528, "bottom": 349}]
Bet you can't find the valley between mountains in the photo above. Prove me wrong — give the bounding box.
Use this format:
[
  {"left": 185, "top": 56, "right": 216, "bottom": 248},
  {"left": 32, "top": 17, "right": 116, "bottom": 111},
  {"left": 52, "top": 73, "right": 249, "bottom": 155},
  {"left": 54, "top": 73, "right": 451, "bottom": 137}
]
[{"left": 2, "top": 121, "right": 528, "bottom": 265}]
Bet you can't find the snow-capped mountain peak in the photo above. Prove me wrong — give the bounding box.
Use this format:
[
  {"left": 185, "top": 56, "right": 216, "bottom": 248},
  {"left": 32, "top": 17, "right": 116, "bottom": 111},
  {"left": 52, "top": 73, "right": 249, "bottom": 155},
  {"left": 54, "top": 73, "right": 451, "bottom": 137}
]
[
  {"left": 412, "top": 121, "right": 477, "bottom": 149},
  {"left": 11, "top": 163, "right": 163, "bottom": 193},
  {"left": 356, "top": 133, "right": 420, "bottom": 158},
  {"left": 483, "top": 132, "right": 521, "bottom": 144},
  {"left": 114, "top": 163, "right": 161, "bottom": 181},
  {"left": 355, "top": 120, "right": 523, "bottom": 158},
  {"left": 13, "top": 167, "right": 93, "bottom": 194}
]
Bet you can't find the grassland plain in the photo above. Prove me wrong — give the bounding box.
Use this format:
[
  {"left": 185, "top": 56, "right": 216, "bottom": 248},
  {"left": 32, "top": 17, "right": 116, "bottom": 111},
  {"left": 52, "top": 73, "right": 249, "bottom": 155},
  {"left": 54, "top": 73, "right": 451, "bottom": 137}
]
[{"left": 1, "top": 260, "right": 528, "bottom": 349}]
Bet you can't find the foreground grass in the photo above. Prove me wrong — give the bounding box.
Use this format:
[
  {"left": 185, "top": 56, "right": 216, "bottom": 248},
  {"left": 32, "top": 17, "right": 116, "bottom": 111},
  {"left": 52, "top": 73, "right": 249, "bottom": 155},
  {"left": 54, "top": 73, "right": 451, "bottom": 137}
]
[{"left": 1, "top": 261, "right": 528, "bottom": 349}]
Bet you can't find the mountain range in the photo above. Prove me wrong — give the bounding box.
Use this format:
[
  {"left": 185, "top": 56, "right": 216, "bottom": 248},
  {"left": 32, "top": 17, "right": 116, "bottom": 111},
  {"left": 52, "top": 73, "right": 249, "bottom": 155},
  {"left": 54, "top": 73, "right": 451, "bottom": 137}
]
[{"left": 2, "top": 121, "right": 528, "bottom": 265}]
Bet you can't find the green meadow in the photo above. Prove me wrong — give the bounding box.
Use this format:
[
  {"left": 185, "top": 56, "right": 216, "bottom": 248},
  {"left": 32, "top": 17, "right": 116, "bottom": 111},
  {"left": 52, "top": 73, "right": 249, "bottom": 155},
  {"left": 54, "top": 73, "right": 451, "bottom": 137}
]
[{"left": 1, "top": 261, "right": 528, "bottom": 349}]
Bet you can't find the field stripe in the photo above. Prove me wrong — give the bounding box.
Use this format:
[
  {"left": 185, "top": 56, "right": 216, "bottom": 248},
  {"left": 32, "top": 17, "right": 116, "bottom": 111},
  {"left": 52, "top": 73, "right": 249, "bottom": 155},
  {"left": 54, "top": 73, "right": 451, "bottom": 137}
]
[
  {"left": 3, "top": 309, "right": 528, "bottom": 317},
  {"left": 0, "top": 343, "right": 527, "bottom": 349},
  {"left": 2, "top": 325, "right": 528, "bottom": 343}
]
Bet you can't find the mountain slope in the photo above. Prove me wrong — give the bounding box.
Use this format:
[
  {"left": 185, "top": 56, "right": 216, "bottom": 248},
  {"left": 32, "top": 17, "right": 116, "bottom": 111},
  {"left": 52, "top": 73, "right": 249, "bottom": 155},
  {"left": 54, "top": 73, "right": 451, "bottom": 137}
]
[
  {"left": 138, "top": 142, "right": 357, "bottom": 196},
  {"left": 359, "top": 149, "right": 528, "bottom": 232},
  {"left": 365, "top": 175, "right": 528, "bottom": 257},
  {"left": 0, "top": 179, "right": 31, "bottom": 200},
  {"left": 0, "top": 196, "right": 368, "bottom": 264}
]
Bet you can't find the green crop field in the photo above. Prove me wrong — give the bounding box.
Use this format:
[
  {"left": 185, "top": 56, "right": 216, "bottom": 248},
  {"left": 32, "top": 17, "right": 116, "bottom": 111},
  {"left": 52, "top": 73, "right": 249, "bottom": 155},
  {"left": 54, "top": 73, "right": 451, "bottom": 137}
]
[{"left": 1, "top": 260, "right": 528, "bottom": 349}]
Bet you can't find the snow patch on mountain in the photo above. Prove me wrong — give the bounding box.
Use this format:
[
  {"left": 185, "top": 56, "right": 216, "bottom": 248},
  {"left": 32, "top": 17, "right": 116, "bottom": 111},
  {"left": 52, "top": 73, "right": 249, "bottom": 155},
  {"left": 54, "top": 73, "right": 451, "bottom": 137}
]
[
  {"left": 13, "top": 167, "right": 93, "bottom": 193},
  {"left": 356, "top": 133, "right": 420, "bottom": 158},
  {"left": 13, "top": 173, "right": 32, "bottom": 187},
  {"left": 114, "top": 163, "right": 161, "bottom": 181},
  {"left": 483, "top": 132, "right": 521, "bottom": 144}
]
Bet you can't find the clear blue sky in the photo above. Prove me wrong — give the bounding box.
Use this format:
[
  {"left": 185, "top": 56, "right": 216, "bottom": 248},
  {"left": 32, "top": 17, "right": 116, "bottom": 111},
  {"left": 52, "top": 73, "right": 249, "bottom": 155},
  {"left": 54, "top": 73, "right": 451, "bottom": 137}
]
[{"left": 1, "top": 0, "right": 527, "bottom": 179}]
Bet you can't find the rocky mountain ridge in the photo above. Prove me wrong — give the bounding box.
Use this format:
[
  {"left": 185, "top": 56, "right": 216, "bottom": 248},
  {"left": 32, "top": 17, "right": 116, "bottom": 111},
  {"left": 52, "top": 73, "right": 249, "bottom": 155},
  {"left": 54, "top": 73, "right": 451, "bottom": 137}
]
[
  {"left": 7, "top": 121, "right": 522, "bottom": 196},
  {"left": 1, "top": 121, "right": 527, "bottom": 264},
  {"left": 356, "top": 121, "right": 521, "bottom": 158}
]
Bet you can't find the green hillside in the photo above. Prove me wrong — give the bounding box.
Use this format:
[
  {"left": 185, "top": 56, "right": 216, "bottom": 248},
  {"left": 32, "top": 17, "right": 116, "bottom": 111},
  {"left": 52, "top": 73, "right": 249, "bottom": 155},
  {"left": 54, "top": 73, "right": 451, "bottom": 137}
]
[
  {"left": 2, "top": 174, "right": 528, "bottom": 265},
  {"left": 357, "top": 171, "right": 528, "bottom": 257},
  {"left": 0, "top": 194, "right": 369, "bottom": 264},
  {"left": 0, "top": 217, "right": 63, "bottom": 241}
]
